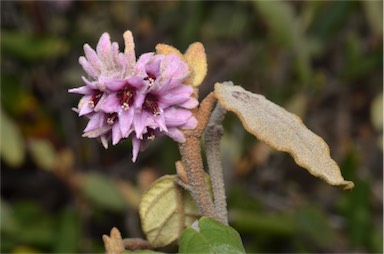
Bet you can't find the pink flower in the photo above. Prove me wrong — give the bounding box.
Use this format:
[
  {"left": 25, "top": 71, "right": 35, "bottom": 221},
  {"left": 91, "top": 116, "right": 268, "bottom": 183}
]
[{"left": 69, "top": 31, "right": 198, "bottom": 162}]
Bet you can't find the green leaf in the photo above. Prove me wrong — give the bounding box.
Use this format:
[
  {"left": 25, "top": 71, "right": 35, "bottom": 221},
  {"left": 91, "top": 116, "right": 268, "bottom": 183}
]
[
  {"left": 28, "top": 138, "right": 57, "bottom": 171},
  {"left": 139, "top": 175, "right": 201, "bottom": 248},
  {"left": 254, "top": 1, "right": 312, "bottom": 83},
  {"left": 179, "top": 217, "right": 245, "bottom": 254},
  {"left": 122, "top": 250, "right": 165, "bottom": 254},
  {"left": 294, "top": 207, "right": 337, "bottom": 248},
  {"left": 0, "top": 200, "right": 19, "bottom": 235},
  {"left": 0, "top": 106, "right": 25, "bottom": 167},
  {"left": 54, "top": 209, "right": 81, "bottom": 253},
  {"left": 81, "top": 173, "right": 126, "bottom": 212},
  {"left": 1, "top": 30, "right": 69, "bottom": 61}
]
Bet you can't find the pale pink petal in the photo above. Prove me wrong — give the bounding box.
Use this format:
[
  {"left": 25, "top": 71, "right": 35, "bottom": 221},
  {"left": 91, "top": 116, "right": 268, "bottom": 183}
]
[
  {"left": 84, "top": 113, "right": 105, "bottom": 132},
  {"left": 68, "top": 86, "right": 93, "bottom": 95},
  {"left": 79, "top": 56, "right": 99, "bottom": 78},
  {"left": 93, "top": 93, "right": 108, "bottom": 112},
  {"left": 112, "top": 123, "right": 122, "bottom": 145},
  {"left": 131, "top": 137, "right": 141, "bottom": 162},
  {"left": 105, "top": 79, "right": 127, "bottom": 91},
  {"left": 153, "top": 114, "right": 168, "bottom": 132},
  {"left": 166, "top": 128, "right": 186, "bottom": 143},
  {"left": 181, "top": 116, "right": 197, "bottom": 129},
  {"left": 119, "top": 108, "right": 134, "bottom": 137},
  {"left": 136, "top": 52, "right": 154, "bottom": 76},
  {"left": 96, "top": 33, "right": 112, "bottom": 64},
  {"left": 160, "top": 54, "right": 189, "bottom": 82},
  {"left": 134, "top": 112, "right": 148, "bottom": 139},
  {"left": 99, "top": 93, "right": 120, "bottom": 113},
  {"left": 133, "top": 93, "right": 145, "bottom": 108},
  {"left": 180, "top": 98, "right": 199, "bottom": 109},
  {"left": 127, "top": 76, "right": 144, "bottom": 89},
  {"left": 83, "top": 125, "right": 112, "bottom": 138},
  {"left": 101, "top": 135, "right": 109, "bottom": 149},
  {"left": 84, "top": 44, "right": 102, "bottom": 72},
  {"left": 164, "top": 108, "right": 192, "bottom": 127},
  {"left": 82, "top": 76, "right": 98, "bottom": 89},
  {"left": 145, "top": 58, "right": 161, "bottom": 77},
  {"left": 79, "top": 95, "right": 93, "bottom": 116}
]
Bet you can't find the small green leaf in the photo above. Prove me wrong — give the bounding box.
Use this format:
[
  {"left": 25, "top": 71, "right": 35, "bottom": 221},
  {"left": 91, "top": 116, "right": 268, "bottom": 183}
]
[
  {"left": 0, "top": 106, "right": 25, "bottom": 167},
  {"left": 54, "top": 209, "right": 81, "bottom": 253},
  {"left": 1, "top": 30, "right": 69, "bottom": 61},
  {"left": 139, "top": 175, "right": 200, "bottom": 248},
  {"left": 179, "top": 217, "right": 245, "bottom": 254},
  {"left": 294, "top": 207, "right": 337, "bottom": 248},
  {"left": 254, "top": 1, "right": 312, "bottom": 83},
  {"left": 81, "top": 173, "right": 126, "bottom": 212},
  {"left": 28, "top": 139, "right": 57, "bottom": 171}
]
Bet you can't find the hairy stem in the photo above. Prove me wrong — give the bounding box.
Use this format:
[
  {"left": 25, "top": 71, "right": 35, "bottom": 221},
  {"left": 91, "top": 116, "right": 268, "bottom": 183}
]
[
  {"left": 205, "top": 102, "right": 228, "bottom": 224},
  {"left": 178, "top": 92, "right": 218, "bottom": 220}
]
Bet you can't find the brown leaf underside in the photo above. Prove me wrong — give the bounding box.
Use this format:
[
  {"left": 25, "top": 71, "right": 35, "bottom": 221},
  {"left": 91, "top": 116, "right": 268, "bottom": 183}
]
[{"left": 214, "top": 82, "right": 354, "bottom": 190}]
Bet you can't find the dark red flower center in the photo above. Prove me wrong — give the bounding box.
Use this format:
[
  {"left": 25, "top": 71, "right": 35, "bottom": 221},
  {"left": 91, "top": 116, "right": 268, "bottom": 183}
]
[
  {"left": 143, "top": 128, "right": 156, "bottom": 140},
  {"left": 144, "top": 94, "right": 160, "bottom": 116},
  {"left": 107, "top": 113, "right": 118, "bottom": 125},
  {"left": 117, "top": 84, "right": 136, "bottom": 110},
  {"left": 89, "top": 90, "right": 103, "bottom": 108},
  {"left": 144, "top": 71, "right": 157, "bottom": 86}
]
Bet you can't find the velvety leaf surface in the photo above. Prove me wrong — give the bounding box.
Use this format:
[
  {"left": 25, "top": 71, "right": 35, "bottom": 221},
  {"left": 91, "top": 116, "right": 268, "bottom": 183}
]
[
  {"left": 184, "top": 42, "right": 207, "bottom": 87},
  {"left": 179, "top": 216, "right": 245, "bottom": 254},
  {"left": 214, "top": 82, "right": 354, "bottom": 190},
  {"left": 139, "top": 175, "right": 200, "bottom": 248}
]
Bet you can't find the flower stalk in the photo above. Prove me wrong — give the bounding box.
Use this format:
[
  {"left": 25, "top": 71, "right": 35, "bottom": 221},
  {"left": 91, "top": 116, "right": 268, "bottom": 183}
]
[
  {"left": 178, "top": 92, "right": 218, "bottom": 220},
  {"left": 205, "top": 102, "right": 228, "bottom": 225}
]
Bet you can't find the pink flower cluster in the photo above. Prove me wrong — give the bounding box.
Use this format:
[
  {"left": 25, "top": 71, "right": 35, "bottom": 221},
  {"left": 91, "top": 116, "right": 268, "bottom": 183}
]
[{"left": 69, "top": 32, "right": 198, "bottom": 161}]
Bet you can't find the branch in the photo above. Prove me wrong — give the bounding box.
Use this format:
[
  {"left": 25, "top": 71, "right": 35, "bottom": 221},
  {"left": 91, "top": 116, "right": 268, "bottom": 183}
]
[
  {"left": 204, "top": 102, "right": 228, "bottom": 224},
  {"left": 178, "top": 92, "right": 217, "bottom": 220}
]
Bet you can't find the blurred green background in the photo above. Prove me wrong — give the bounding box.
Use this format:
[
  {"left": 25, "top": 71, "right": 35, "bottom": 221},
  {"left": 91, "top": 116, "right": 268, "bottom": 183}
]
[{"left": 1, "top": 1, "right": 383, "bottom": 253}]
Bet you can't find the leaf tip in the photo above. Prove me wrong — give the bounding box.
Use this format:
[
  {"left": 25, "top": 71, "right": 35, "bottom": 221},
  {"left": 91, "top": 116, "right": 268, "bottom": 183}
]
[{"left": 184, "top": 42, "right": 208, "bottom": 87}]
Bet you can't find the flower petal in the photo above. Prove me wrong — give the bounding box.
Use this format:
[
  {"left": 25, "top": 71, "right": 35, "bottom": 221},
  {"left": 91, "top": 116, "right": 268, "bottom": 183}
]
[
  {"left": 160, "top": 54, "right": 190, "bottom": 84},
  {"left": 82, "top": 76, "right": 98, "bottom": 89},
  {"left": 131, "top": 137, "right": 141, "bottom": 162},
  {"left": 153, "top": 113, "right": 168, "bottom": 132},
  {"left": 119, "top": 108, "right": 134, "bottom": 137},
  {"left": 136, "top": 52, "right": 154, "bottom": 76},
  {"left": 164, "top": 108, "right": 192, "bottom": 127},
  {"left": 84, "top": 44, "right": 102, "bottom": 72},
  {"left": 96, "top": 33, "right": 112, "bottom": 64},
  {"left": 99, "top": 93, "right": 120, "bottom": 113},
  {"left": 84, "top": 113, "right": 105, "bottom": 132},
  {"left": 166, "top": 128, "right": 186, "bottom": 143},
  {"left": 79, "top": 95, "right": 93, "bottom": 116},
  {"left": 134, "top": 112, "right": 147, "bottom": 139},
  {"left": 105, "top": 79, "right": 127, "bottom": 91},
  {"left": 79, "top": 56, "right": 99, "bottom": 78},
  {"left": 180, "top": 98, "right": 199, "bottom": 109},
  {"left": 68, "top": 86, "right": 93, "bottom": 95},
  {"left": 112, "top": 122, "right": 122, "bottom": 145},
  {"left": 181, "top": 116, "right": 197, "bottom": 129}
]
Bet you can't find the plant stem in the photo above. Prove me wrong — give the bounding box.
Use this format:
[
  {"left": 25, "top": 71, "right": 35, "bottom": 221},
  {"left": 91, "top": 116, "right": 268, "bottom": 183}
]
[
  {"left": 205, "top": 102, "right": 228, "bottom": 225},
  {"left": 178, "top": 92, "right": 218, "bottom": 220}
]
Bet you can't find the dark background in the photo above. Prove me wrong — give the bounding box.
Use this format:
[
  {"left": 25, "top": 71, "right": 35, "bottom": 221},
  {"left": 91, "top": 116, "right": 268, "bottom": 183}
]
[{"left": 1, "top": 1, "right": 383, "bottom": 253}]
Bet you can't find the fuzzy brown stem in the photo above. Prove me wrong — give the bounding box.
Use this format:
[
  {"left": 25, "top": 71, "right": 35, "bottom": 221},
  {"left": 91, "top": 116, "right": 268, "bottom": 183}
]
[
  {"left": 179, "top": 92, "right": 218, "bottom": 219},
  {"left": 205, "top": 102, "right": 228, "bottom": 224}
]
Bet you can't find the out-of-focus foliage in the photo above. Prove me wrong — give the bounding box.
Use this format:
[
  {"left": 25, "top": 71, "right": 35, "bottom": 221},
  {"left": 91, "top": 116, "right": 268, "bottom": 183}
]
[{"left": 1, "top": 1, "right": 382, "bottom": 253}]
